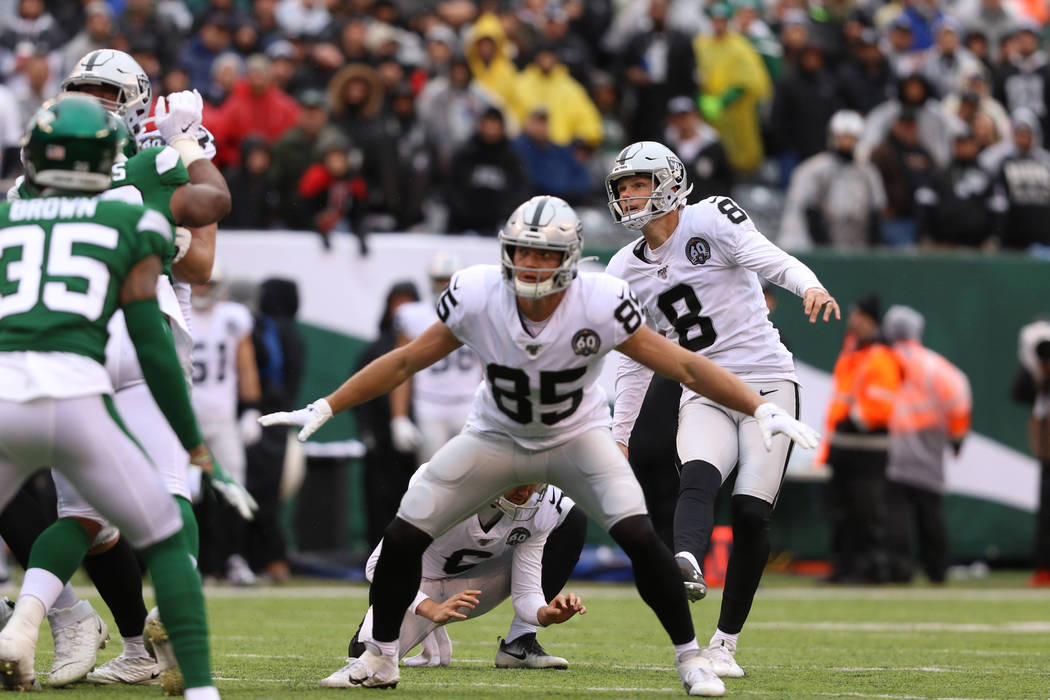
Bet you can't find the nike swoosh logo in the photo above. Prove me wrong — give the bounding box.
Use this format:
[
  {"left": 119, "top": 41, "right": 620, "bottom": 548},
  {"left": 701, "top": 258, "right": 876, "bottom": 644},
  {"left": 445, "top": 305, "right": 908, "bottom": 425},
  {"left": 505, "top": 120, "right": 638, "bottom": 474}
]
[
  {"left": 150, "top": 671, "right": 161, "bottom": 679},
  {"left": 759, "top": 389, "right": 778, "bottom": 396},
  {"left": 502, "top": 649, "right": 528, "bottom": 660},
  {"left": 181, "top": 125, "right": 193, "bottom": 133}
]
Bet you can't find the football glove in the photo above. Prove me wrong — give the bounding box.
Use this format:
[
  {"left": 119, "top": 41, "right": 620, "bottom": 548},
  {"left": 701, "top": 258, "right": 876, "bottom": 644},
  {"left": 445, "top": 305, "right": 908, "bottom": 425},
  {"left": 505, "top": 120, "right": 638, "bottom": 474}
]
[
  {"left": 238, "top": 408, "right": 263, "bottom": 446},
  {"left": 154, "top": 89, "right": 203, "bottom": 146},
  {"left": 754, "top": 402, "right": 820, "bottom": 451},
  {"left": 390, "top": 416, "right": 422, "bottom": 453},
  {"left": 173, "top": 226, "right": 192, "bottom": 264},
  {"left": 205, "top": 460, "right": 259, "bottom": 521},
  {"left": 259, "top": 398, "right": 333, "bottom": 441}
]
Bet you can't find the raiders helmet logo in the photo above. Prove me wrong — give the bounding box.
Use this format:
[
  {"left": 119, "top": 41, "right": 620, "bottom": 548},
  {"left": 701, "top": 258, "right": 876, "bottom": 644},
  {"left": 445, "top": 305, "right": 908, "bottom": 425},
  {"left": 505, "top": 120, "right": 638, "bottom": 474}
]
[
  {"left": 686, "top": 237, "right": 711, "bottom": 265},
  {"left": 506, "top": 527, "right": 532, "bottom": 546},
  {"left": 571, "top": 329, "right": 601, "bottom": 356},
  {"left": 668, "top": 156, "right": 685, "bottom": 182}
]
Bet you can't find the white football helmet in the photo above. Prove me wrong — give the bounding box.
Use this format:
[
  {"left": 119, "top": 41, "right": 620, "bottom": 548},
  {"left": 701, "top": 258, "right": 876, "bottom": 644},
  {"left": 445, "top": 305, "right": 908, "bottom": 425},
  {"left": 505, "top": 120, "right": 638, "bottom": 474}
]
[
  {"left": 494, "top": 484, "right": 548, "bottom": 522},
  {"left": 427, "top": 251, "right": 463, "bottom": 296},
  {"left": 61, "top": 50, "right": 152, "bottom": 137},
  {"left": 191, "top": 262, "right": 226, "bottom": 311},
  {"left": 499, "top": 195, "right": 583, "bottom": 299},
  {"left": 606, "top": 141, "right": 692, "bottom": 229},
  {"left": 828, "top": 110, "right": 865, "bottom": 139}
]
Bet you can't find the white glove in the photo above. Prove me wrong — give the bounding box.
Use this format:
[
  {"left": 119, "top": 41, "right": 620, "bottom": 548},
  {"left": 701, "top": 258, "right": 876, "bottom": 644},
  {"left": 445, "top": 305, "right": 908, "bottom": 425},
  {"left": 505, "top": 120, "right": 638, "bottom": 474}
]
[
  {"left": 239, "top": 408, "right": 263, "bottom": 446},
  {"left": 153, "top": 89, "right": 203, "bottom": 146},
  {"left": 259, "top": 398, "right": 333, "bottom": 441},
  {"left": 390, "top": 415, "right": 422, "bottom": 452},
  {"left": 207, "top": 469, "right": 259, "bottom": 521},
  {"left": 402, "top": 627, "right": 452, "bottom": 667},
  {"left": 173, "top": 226, "right": 192, "bottom": 264},
  {"left": 754, "top": 402, "right": 821, "bottom": 451}
]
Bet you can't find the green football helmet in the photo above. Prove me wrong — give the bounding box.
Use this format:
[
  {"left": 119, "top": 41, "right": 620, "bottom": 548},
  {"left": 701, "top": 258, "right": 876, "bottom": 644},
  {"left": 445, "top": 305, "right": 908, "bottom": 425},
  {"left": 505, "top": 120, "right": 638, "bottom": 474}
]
[
  {"left": 22, "top": 94, "right": 118, "bottom": 192},
  {"left": 111, "top": 115, "right": 139, "bottom": 160}
]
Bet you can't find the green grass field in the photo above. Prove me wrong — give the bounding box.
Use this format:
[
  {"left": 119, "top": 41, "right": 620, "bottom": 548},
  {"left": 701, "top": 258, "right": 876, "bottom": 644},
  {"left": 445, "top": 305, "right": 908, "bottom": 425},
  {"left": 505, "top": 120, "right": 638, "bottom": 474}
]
[{"left": 10, "top": 573, "right": 1050, "bottom": 699}]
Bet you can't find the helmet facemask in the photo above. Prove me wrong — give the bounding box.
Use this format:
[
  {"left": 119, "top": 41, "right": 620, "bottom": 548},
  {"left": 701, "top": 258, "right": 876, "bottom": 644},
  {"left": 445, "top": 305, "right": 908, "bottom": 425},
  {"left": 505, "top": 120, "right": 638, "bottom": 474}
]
[
  {"left": 494, "top": 484, "right": 548, "bottom": 522},
  {"left": 498, "top": 196, "right": 583, "bottom": 299}
]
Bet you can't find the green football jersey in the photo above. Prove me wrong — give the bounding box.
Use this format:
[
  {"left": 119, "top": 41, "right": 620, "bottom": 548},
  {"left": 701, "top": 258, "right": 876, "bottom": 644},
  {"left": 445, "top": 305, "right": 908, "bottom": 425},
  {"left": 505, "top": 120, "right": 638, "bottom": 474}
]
[
  {"left": 0, "top": 195, "right": 174, "bottom": 363},
  {"left": 106, "top": 145, "right": 189, "bottom": 225}
]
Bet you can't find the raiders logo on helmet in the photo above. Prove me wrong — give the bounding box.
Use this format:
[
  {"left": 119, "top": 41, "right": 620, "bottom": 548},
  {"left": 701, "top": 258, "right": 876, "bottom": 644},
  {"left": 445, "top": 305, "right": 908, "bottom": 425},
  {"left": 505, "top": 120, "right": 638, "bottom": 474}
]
[
  {"left": 686, "top": 237, "right": 711, "bottom": 265},
  {"left": 506, "top": 527, "right": 532, "bottom": 546},
  {"left": 571, "top": 328, "right": 601, "bottom": 356}
]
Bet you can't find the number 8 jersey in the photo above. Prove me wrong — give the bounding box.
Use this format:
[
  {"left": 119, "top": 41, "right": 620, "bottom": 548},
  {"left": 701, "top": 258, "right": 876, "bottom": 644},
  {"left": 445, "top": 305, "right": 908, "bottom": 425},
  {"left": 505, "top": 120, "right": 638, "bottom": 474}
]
[
  {"left": 438, "top": 264, "right": 643, "bottom": 451},
  {"left": 607, "top": 196, "right": 822, "bottom": 388}
]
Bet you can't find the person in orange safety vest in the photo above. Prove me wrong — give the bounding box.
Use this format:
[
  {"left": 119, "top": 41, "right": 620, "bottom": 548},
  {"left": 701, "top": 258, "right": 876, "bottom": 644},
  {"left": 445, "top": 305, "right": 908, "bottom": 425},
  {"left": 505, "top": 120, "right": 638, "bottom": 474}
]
[
  {"left": 817, "top": 294, "right": 901, "bottom": 583},
  {"left": 883, "top": 305, "right": 971, "bottom": 583}
]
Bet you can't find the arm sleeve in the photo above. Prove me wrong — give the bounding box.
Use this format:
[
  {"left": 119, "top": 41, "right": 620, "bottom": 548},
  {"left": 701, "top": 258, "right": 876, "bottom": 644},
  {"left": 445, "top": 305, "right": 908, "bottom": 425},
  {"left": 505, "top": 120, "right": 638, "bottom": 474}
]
[
  {"left": 510, "top": 534, "right": 550, "bottom": 627},
  {"left": 727, "top": 216, "right": 824, "bottom": 296},
  {"left": 613, "top": 351, "right": 653, "bottom": 446},
  {"left": 123, "top": 297, "right": 203, "bottom": 450}
]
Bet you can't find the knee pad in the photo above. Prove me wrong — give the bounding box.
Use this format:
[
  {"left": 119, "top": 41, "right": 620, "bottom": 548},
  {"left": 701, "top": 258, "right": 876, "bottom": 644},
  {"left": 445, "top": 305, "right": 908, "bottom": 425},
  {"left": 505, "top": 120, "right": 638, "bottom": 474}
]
[{"left": 731, "top": 495, "right": 773, "bottom": 536}]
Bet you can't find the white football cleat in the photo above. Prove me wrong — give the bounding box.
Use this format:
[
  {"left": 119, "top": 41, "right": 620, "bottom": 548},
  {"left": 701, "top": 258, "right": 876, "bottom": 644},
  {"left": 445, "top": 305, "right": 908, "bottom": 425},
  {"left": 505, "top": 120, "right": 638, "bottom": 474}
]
[
  {"left": 700, "top": 641, "right": 745, "bottom": 678},
  {"left": 144, "top": 607, "right": 183, "bottom": 696},
  {"left": 677, "top": 650, "right": 725, "bottom": 697},
  {"left": 675, "top": 553, "right": 707, "bottom": 602},
  {"left": 225, "top": 554, "right": 257, "bottom": 587},
  {"left": 47, "top": 600, "right": 109, "bottom": 687},
  {"left": 319, "top": 660, "right": 355, "bottom": 688},
  {"left": 0, "top": 609, "right": 40, "bottom": 691},
  {"left": 85, "top": 653, "right": 160, "bottom": 685},
  {"left": 347, "top": 646, "right": 399, "bottom": 688},
  {"left": 0, "top": 598, "right": 13, "bottom": 632},
  {"left": 494, "top": 633, "right": 568, "bottom": 669}
]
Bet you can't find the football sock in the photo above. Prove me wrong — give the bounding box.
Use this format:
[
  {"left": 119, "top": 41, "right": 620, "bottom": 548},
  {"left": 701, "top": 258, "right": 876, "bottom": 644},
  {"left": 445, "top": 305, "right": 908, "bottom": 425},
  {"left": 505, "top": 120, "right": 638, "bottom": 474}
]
[
  {"left": 369, "top": 639, "right": 398, "bottom": 658},
  {"left": 26, "top": 517, "right": 90, "bottom": 585},
  {"left": 674, "top": 638, "right": 701, "bottom": 664},
  {"left": 84, "top": 536, "right": 148, "bottom": 638},
  {"left": 506, "top": 617, "right": 538, "bottom": 643},
  {"left": 368, "top": 518, "right": 432, "bottom": 643},
  {"left": 18, "top": 567, "right": 65, "bottom": 611},
  {"left": 718, "top": 495, "right": 773, "bottom": 635},
  {"left": 141, "top": 531, "right": 211, "bottom": 689},
  {"left": 123, "top": 634, "right": 148, "bottom": 659},
  {"left": 609, "top": 514, "right": 695, "bottom": 645},
  {"left": 183, "top": 686, "right": 220, "bottom": 700},
  {"left": 673, "top": 460, "right": 723, "bottom": 563},
  {"left": 176, "top": 496, "right": 200, "bottom": 563},
  {"left": 51, "top": 583, "right": 79, "bottom": 611},
  {"left": 710, "top": 629, "right": 739, "bottom": 652},
  {"left": 0, "top": 484, "right": 52, "bottom": 569}
]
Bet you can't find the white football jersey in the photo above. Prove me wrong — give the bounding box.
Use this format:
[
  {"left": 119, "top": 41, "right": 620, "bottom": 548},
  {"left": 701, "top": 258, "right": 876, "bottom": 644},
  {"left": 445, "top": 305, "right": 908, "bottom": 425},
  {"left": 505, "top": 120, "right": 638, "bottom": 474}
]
[
  {"left": 441, "top": 265, "right": 644, "bottom": 450},
  {"left": 394, "top": 300, "right": 482, "bottom": 413},
  {"left": 190, "top": 301, "right": 253, "bottom": 423},
  {"left": 607, "top": 196, "right": 822, "bottom": 386}
]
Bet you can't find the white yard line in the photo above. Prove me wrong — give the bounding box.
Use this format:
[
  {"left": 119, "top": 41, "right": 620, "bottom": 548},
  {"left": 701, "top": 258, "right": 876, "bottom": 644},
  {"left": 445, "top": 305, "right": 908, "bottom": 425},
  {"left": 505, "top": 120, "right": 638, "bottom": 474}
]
[{"left": 749, "top": 621, "right": 1050, "bottom": 633}]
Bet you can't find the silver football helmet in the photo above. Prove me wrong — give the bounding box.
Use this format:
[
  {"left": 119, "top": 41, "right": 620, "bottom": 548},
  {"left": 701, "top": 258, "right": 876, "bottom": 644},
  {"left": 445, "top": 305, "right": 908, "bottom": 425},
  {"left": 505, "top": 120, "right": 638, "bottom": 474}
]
[
  {"left": 494, "top": 484, "right": 548, "bottom": 522},
  {"left": 61, "top": 50, "right": 152, "bottom": 137},
  {"left": 606, "top": 141, "right": 692, "bottom": 229},
  {"left": 499, "top": 195, "right": 583, "bottom": 299},
  {"left": 427, "top": 250, "right": 463, "bottom": 296}
]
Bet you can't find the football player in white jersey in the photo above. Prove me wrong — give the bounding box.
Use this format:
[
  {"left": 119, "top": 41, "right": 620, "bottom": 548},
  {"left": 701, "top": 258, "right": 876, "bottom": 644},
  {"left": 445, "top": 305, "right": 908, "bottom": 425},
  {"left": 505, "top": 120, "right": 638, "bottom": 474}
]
[
  {"left": 320, "top": 478, "right": 586, "bottom": 686},
  {"left": 262, "top": 195, "right": 820, "bottom": 696},
  {"left": 389, "top": 251, "right": 483, "bottom": 461},
  {"left": 190, "top": 268, "right": 263, "bottom": 584},
  {"left": 605, "top": 141, "right": 840, "bottom": 680}
]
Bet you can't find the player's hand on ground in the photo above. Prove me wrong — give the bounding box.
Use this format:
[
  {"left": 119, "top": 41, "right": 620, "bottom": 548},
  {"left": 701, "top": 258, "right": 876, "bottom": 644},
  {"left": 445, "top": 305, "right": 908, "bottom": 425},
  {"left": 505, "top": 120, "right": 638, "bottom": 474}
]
[
  {"left": 803, "top": 287, "right": 840, "bottom": 323},
  {"left": 259, "top": 398, "right": 333, "bottom": 441},
  {"left": 422, "top": 589, "right": 481, "bottom": 623},
  {"left": 154, "top": 89, "right": 203, "bottom": 145},
  {"left": 390, "top": 416, "right": 422, "bottom": 452},
  {"left": 538, "top": 592, "right": 586, "bottom": 625},
  {"left": 754, "top": 402, "right": 820, "bottom": 451},
  {"left": 616, "top": 441, "right": 629, "bottom": 461}
]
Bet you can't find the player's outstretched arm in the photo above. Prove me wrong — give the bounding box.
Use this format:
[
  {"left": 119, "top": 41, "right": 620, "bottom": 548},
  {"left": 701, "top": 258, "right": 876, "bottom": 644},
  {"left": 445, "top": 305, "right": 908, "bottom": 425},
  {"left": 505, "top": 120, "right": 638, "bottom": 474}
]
[
  {"left": 537, "top": 593, "right": 586, "bottom": 626},
  {"left": 617, "top": 326, "right": 820, "bottom": 449},
  {"left": 260, "top": 321, "right": 463, "bottom": 440},
  {"left": 157, "top": 90, "right": 231, "bottom": 227},
  {"left": 119, "top": 254, "right": 210, "bottom": 464}
]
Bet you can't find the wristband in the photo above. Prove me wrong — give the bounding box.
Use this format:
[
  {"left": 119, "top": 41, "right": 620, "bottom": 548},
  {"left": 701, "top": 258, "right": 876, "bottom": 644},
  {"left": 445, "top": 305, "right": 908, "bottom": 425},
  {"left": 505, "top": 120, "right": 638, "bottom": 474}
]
[{"left": 171, "top": 136, "right": 206, "bottom": 166}]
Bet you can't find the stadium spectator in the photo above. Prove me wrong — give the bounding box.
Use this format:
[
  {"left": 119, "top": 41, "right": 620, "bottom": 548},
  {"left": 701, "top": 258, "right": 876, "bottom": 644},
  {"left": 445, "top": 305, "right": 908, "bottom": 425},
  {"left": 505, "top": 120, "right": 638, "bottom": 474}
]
[
  {"left": 869, "top": 106, "right": 937, "bottom": 246},
  {"left": 663, "top": 95, "right": 733, "bottom": 204},
  {"left": 915, "top": 126, "right": 1003, "bottom": 249},
  {"left": 222, "top": 136, "right": 279, "bottom": 229},
  {"left": 421, "top": 24, "right": 456, "bottom": 79},
  {"left": 781, "top": 110, "right": 886, "bottom": 249},
  {"left": 297, "top": 134, "right": 369, "bottom": 245},
  {"left": 1013, "top": 319, "right": 1050, "bottom": 587},
  {"left": 0, "top": 79, "right": 19, "bottom": 177},
  {"left": 733, "top": 0, "right": 783, "bottom": 82},
  {"left": 695, "top": 2, "right": 771, "bottom": 174},
  {"left": 964, "top": 28, "right": 996, "bottom": 75},
  {"left": 619, "top": 0, "right": 697, "bottom": 143},
  {"left": 59, "top": 2, "right": 114, "bottom": 78},
  {"left": 882, "top": 14, "right": 924, "bottom": 78},
  {"left": 538, "top": 5, "right": 594, "bottom": 87},
  {"left": 12, "top": 51, "right": 55, "bottom": 128},
  {"left": 250, "top": 0, "right": 285, "bottom": 50},
  {"left": 214, "top": 53, "right": 300, "bottom": 167},
  {"left": 0, "top": 0, "right": 64, "bottom": 83},
  {"left": 836, "top": 28, "right": 896, "bottom": 116},
  {"left": 119, "top": 0, "right": 181, "bottom": 71},
  {"left": 894, "top": 0, "right": 946, "bottom": 52},
  {"left": 859, "top": 73, "right": 954, "bottom": 168},
  {"left": 274, "top": 0, "right": 330, "bottom": 40},
  {"left": 204, "top": 51, "right": 244, "bottom": 107},
  {"left": 379, "top": 83, "right": 432, "bottom": 231},
  {"left": 989, "top": 109, "right": 1050, "bottom": 249},
  {"left": 778, "top": 9, "right": 812, "bottom": 76},
  {"left": 446, "top": 106, "right": 527, "bottom": 235},
  {"left": 884, "top": 305, "right": 971, "bottom": 584},
  {"left": 817, "top": 295, "right": 900, "bottom": 584},
  {"left": 464, "top": 12, "right": 520, "bottom": 119},
  {"left": 264, "top": 39, "right": 298, "bottom": 92},
  {"left": 351, "top": 281, "right": 422, "bottom": 549},
  {"left": 992, "top": 21, "right": 1050, "bottom": 137},
  {"left": 956, "top": 0, "right": 1020, "bottom": 63},
  {"left": 513, "top": 107, "right": 591, "bottom": 204},
  {"left": 941, "top": 71, "right": 1011, "bottom": 149},
  {"left": 177, "top": 11, "right": 235, "bottom": 90},
  {"left": 771, "top": 41, "right": 840, "bottom": 185},
  {"left": 918, "top": 16, "right": 984, "bottom": 99},
  {"left": 513, "top": 42, "right": 602, "bottom": 147}
]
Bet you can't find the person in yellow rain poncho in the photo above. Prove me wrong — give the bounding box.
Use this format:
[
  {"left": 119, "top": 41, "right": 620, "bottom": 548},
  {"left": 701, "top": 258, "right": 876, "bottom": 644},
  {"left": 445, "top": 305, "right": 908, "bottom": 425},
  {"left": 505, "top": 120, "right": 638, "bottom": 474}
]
[
  {"left": 695, "top": 3, "right": 771, "bottom": 173},
  {"left": 514, "top": 43, "right": 603, "bottom": 147},
  {"left": 464, "top": 12, "right": 520, "bottom": 118}
]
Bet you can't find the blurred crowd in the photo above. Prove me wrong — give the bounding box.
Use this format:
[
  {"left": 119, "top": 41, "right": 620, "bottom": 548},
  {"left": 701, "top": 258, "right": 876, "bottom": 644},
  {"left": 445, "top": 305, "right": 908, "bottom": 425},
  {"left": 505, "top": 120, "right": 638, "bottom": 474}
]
[{"left": 0, "top": 0, "right": 1049, "bottom": 249}]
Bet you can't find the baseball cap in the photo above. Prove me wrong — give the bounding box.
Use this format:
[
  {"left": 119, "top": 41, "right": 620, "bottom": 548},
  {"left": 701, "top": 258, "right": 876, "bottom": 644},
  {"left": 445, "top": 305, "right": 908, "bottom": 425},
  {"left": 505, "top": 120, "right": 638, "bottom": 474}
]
[
  {"left": 667, "top": 95, "right": 696, "bottom": 115},
  {"left": 297, "top": 88, "right": 328, "bottom": 109}
]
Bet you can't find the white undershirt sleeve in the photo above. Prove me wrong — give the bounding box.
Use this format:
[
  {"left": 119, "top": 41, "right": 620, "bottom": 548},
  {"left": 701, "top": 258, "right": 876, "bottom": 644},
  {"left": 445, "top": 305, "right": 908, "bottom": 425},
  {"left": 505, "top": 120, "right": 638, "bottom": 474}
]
[
  {"left": 730, "top": 226, "right": 824, "bottom": 297},
  {"left": 613, "top": 350, "right": 654, "bottom": 446},
  {"left": 510, "top": 534, "right": 549, "bottom": 626}
]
